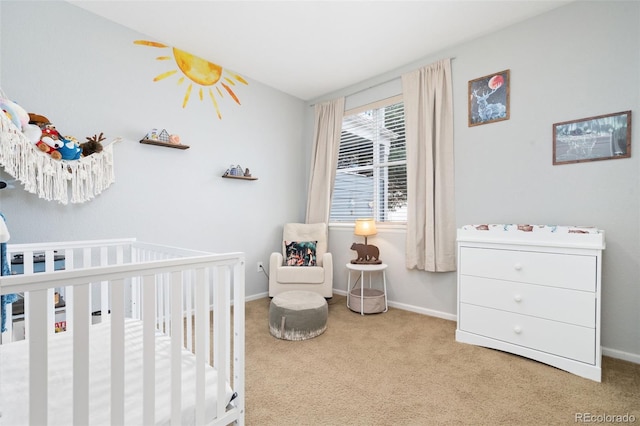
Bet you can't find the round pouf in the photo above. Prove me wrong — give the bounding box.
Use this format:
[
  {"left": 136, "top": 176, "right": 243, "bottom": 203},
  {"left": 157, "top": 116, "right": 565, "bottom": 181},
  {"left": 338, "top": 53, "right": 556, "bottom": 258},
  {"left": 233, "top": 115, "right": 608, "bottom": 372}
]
[{"left": 269, "top": 290, "right": 328, "bottom": 341}]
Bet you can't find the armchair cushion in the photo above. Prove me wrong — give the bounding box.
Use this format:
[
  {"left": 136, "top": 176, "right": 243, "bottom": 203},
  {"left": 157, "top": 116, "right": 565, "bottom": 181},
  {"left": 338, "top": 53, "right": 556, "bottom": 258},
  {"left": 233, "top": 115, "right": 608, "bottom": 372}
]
[
  {"left": 285, "top": 241, "right": 317, "bottom": 266},
  {"left": 269, "top": 223, "right": 333, "bottom": 298},
  {"left": 277, "top": 265, "right": 325, "bottom": 284}
]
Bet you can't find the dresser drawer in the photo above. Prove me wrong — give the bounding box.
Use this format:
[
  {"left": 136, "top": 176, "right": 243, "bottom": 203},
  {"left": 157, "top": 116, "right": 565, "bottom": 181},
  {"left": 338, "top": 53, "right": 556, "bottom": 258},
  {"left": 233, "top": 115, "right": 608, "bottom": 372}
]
[
  {"left": 460, "top": 247, "right": 596, "bottom": 291},
  {"left": 459, "top": 276, "right": 596, "bottom": 327},
  {"left": 459, "top": 303, "right": 596, "bottom": 364}
]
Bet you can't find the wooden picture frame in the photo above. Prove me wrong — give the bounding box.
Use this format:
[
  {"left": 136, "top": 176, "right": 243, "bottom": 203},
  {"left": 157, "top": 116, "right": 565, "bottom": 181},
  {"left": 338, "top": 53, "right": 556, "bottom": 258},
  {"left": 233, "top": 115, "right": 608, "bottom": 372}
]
[
  {"left": 553, "top": 110, "right": 632, "bottom": 165},
  {"left": 468, "top": 69, "right": 510, "bottom": 127}
]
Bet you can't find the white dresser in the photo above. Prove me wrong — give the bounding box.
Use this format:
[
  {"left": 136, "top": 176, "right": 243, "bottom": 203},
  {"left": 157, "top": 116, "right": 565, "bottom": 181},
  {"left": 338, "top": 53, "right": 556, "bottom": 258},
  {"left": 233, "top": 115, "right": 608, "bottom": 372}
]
[{"left": 455, "top": 225, "right": 605, "bottom": 382}]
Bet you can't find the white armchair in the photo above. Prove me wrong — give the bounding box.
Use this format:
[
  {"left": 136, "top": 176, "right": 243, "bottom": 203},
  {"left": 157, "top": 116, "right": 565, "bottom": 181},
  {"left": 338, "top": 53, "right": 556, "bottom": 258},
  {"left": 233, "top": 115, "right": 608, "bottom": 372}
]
[{"left": 269, "top": 223, "right": 333, "bottom": 298}]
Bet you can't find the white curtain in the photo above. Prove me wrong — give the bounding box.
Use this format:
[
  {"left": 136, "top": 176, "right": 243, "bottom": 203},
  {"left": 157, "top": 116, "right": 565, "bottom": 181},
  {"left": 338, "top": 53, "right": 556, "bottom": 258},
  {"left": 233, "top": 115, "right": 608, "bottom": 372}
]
[
  {"left": 305, "top": 97, "right": 345, "bottom": 224},
  {"left": 402, "top": 59, "right": 456, "bottom": 272}
]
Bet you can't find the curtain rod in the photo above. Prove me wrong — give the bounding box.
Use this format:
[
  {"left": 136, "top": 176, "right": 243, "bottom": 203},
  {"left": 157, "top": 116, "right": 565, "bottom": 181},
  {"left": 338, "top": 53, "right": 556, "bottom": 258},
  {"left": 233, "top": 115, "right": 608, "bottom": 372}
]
[
  {"left": 308, "top": 75, "right": 398, "bottom": 107},
  {"left": 309, "top": 56, "right": 455, "bottom": 107}
]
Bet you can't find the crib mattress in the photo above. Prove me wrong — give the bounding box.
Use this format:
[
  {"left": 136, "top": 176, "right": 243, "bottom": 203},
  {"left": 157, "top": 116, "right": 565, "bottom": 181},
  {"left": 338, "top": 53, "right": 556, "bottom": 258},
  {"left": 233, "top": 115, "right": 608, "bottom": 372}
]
[{"left": 0, "top": 319, "right": 234, "bottom": 426}]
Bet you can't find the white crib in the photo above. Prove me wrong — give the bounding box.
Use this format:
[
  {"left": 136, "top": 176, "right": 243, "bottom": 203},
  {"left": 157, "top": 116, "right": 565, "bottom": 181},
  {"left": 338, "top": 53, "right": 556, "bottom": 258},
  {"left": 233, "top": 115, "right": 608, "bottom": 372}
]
[{"left": 0, "top": 238, "right": 245, "bottom": 426}]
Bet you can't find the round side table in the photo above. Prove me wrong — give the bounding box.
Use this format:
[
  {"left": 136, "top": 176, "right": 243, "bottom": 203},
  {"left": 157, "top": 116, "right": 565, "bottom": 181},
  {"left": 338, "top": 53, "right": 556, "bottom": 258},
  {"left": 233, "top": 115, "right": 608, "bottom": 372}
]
[{"left": 346, "top": 263, "right": 388, "bottom": 315}]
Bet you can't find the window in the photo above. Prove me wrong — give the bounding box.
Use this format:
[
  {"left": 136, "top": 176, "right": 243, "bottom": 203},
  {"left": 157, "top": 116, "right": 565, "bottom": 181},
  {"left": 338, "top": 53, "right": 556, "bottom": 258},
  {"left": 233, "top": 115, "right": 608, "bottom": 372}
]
[{"left": 330, "top": 97, "right": 407, "bottom": 223}]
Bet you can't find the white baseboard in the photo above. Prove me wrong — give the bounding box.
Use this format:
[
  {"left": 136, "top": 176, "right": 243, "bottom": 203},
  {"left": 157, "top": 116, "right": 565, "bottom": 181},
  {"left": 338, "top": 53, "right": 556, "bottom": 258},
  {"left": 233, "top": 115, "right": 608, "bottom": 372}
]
[
  {"left": 246, "top": 292, "right": 269, "bottom": 302},
  {"left": 386, "top": 300, "right": 457, "bottom": 322},
  {"left": 602, "top": 347, "right": 640, "bottom": 364},
  {"left": 331, "top": 289, "right": 456, "bottom": 321}
]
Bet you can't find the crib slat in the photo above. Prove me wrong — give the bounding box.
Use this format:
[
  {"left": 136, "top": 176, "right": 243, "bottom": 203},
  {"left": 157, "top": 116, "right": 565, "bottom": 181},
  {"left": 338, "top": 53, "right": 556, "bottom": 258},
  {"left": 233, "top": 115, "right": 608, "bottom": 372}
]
[
  {"left": 142, "top": 274, "right": 156, "bottom": 426},
  {"left": 23, "top": 250, "right": 34, "bottom": 275},
  {"left": 72, "top": 283, "right": 90, "bottom": 426},
  {"left": 65, "top": 249, "right": 75, "bottom": 332},
  {"left": 214, "top": 266, "right": 229, "bottom": 420},
  {"left": 156, "top": 277, "right": 164, "bottom": 330},
  {"left": 204, "top": 269, "right": 210, "bottom": 366},
  {"left": 110, "top": 278, "right": 126, "bottom": 425},
  {"left": 47, "top": 288, "right": 56, "bottom": 336},
  {"left": 234, "top": 260, "right": 246, "bottom": 425},
  {"left": 100, "top": 247, "right": 109, "bottom": 320},
  {"left": 185, "top": 273, "right": 193, "bottom": 351},
  {"left": 195, "top": 267, "right": 206, "bottom": 425},
  {"left": 170, "top": 270, "right": 183, "bottom": 426},
  {"left": 164, "top": 276, "right": 171, "bottom": 334},
  {"left": 28, "top": 289, "right": 48, "bottom": 426}
]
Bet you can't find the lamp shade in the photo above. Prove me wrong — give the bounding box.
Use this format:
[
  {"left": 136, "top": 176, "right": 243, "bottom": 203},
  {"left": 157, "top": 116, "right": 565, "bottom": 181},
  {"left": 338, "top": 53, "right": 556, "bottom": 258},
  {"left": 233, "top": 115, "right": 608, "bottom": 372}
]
[{"left": 354, "top": 218, "right": 377, "bottom": 237}]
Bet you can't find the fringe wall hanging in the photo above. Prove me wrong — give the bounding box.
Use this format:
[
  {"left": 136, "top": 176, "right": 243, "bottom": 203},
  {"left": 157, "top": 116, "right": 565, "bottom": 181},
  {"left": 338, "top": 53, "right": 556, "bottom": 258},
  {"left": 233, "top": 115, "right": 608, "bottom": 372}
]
[{"left": 0, "top": 112, "right": 118, "bottom": 205}]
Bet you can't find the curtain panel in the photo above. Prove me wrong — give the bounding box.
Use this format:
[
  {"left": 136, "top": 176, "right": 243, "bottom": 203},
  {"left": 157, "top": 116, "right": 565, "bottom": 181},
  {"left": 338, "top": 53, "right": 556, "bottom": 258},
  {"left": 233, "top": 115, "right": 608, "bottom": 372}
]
[
  {"left": 305, "top": 98, "right": 345, "bottom": 224},
  {"left": 402, "top": 59, "right": 456, "bottom": 272}
]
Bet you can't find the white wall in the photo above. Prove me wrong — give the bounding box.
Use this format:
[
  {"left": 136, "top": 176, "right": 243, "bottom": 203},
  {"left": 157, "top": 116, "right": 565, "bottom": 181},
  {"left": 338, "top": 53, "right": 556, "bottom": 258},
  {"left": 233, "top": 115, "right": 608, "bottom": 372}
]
[
  {"left": 0, "top": 1, "right": 306, "bottom": 297},
  {"left": 310, "top": 1, "right": 640, "bottom": 362}
]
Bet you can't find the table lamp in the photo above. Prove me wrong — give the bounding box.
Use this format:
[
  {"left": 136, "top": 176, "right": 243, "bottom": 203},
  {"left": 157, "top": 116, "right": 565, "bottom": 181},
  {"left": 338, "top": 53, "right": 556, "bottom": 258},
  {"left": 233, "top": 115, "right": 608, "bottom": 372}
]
[{"left": 351, "top": 218, "right": 382, "bottom": 264}]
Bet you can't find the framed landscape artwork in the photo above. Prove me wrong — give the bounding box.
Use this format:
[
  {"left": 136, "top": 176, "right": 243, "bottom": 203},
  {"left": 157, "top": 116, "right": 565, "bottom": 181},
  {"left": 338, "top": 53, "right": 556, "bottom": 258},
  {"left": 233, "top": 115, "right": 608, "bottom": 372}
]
[
  {"left": 468, "top": 69, "right": 510, "bottom": 127},
  {"left": 553, "top": 110, "right": 632, "bottom": 165}
]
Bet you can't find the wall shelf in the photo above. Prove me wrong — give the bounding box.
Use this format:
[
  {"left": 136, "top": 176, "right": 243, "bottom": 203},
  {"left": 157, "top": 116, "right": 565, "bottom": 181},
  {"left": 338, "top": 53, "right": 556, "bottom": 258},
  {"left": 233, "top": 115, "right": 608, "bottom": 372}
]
[
  {"left": 139, "top": 139, "right": 190, "bottom": 150},
  {"left": 222, "top": 175, "right": 258, "bottom": 181}
]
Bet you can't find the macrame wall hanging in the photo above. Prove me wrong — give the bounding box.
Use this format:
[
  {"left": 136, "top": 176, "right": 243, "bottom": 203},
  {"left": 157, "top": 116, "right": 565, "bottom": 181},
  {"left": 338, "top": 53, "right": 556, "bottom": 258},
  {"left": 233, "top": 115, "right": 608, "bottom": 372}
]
[{"left": 0, "top": 111, "right": 118, "bottom": 205}]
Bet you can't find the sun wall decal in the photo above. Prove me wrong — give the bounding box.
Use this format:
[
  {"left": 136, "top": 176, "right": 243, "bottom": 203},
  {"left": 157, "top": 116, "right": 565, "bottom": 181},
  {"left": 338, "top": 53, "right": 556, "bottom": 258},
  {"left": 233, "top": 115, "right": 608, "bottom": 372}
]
[{"left": 134, "top": 40, "right": 248, "bottom": 119}]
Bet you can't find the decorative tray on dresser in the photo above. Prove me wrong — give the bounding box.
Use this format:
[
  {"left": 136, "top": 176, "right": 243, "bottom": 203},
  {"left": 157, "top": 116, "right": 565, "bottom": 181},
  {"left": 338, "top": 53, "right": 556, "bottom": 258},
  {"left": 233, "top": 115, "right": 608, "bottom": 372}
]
[{"left": 455, "top": 224, "right": 605, "bottom": 382}]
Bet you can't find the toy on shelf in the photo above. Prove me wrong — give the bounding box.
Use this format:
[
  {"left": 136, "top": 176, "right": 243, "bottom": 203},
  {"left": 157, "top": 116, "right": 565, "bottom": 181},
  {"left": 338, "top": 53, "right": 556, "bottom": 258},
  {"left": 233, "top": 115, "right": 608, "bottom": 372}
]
[
  {"left": 139, "top": 128, "right": 189, "bottom": 150},
  {"left": 222, "top": 164, "right": 257, "bottom": 180}
]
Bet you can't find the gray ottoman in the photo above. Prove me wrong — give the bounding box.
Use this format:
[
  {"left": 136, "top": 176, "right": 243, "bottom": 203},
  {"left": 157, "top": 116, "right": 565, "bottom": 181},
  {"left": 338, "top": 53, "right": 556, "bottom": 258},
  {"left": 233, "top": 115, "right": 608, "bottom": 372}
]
[{"left": 269, "top": 290, "right": 328, "bottom": 341}]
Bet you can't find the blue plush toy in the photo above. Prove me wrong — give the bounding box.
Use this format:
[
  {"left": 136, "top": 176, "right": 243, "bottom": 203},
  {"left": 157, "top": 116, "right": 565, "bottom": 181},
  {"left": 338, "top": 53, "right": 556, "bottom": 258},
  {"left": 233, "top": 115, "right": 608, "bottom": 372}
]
[{"left": 56, "top": 136, "right": 82, "bottom": 160}]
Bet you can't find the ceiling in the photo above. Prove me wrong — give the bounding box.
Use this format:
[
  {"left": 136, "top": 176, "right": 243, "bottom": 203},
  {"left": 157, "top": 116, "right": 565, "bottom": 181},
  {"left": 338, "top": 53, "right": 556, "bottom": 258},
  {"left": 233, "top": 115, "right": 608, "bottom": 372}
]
[{"left": 67, "top": 1, "right": 572, "bottom": 101}]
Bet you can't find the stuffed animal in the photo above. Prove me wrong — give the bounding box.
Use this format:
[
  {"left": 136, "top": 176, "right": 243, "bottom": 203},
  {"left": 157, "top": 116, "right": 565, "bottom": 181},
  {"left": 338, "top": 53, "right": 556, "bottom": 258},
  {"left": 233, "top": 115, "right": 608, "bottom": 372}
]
[
  {"left": 0, "top": 99, "right": 29, "bottom": 130},
  {"left": 28, "top": 113, "right": 50, "bottom": 128},
  {"left": 36, "top": 127, "right": 63, "bottom": 160},
  {"left": 57, "top": 136, "right": 82, "bottom": 160},
  {"left": 0, "top": 102, "right": 43, "bottom": 142},
  {"left": 81, "top": 132, "right": 105, "bottom": 157},
  {"left": 22, "top": 123, "right": 42, "bottom": 143},
  {"left": 27, "top": 113, "right": 101, "bottom": 161},
  {"left": 29, "top": 114, "right": 63, "bottom": 160}
]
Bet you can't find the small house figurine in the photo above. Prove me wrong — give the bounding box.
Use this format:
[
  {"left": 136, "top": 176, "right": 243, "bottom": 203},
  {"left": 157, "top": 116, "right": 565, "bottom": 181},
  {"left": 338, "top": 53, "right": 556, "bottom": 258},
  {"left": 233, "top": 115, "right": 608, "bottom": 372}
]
[{"left": 157, "top": 129, "right": 170, "bottom": 143}]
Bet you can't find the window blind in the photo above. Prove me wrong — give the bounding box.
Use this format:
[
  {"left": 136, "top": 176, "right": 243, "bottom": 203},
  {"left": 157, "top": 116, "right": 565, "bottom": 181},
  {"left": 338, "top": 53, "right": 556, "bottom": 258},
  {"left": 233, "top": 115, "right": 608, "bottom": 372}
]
[{"left": 330, "top": 99, "right": 407, "bottom": 223}]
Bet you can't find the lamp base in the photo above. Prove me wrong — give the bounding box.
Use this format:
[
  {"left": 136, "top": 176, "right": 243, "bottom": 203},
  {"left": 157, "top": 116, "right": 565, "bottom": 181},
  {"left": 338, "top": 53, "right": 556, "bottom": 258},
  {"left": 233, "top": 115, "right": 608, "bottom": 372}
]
[{"left": 350, "top": 259, "right": 383, "bottom": 265}]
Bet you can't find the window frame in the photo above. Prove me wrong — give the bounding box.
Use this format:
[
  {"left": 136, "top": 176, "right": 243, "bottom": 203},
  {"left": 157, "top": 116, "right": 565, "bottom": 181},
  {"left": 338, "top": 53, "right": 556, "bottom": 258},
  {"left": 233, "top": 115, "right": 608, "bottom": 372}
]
[{"left": 329, "top": 95, "right": 407, "bottom": 226}]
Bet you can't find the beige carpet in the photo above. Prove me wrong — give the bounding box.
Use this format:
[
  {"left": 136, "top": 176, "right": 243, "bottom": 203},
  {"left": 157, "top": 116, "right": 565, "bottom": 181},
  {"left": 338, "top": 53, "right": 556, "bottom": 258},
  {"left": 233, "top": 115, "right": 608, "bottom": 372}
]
[{"left": 244, "top": 295, "right": 640, "bottom": 425}]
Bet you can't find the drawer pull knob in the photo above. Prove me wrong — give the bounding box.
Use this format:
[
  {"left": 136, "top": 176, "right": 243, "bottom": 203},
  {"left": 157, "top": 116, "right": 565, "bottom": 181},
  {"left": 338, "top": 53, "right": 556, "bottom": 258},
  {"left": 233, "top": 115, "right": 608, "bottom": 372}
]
[
  {"left": 514, "top": 295, "right": 522, "bottom": 303},
  {"left": 513, "top": 326, "right": 522, "bottom": 334},
  {"left": 514, "top": 263, "right": 522, "bottom": 270}
]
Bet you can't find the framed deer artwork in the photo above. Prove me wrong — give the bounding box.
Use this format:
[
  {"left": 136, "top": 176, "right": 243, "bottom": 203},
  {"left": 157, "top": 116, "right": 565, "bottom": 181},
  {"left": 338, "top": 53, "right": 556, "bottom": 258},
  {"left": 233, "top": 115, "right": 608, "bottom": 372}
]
[{"left": 468, "top": 69, "right": 510, "bottom": 127}]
